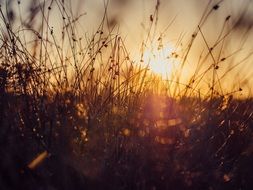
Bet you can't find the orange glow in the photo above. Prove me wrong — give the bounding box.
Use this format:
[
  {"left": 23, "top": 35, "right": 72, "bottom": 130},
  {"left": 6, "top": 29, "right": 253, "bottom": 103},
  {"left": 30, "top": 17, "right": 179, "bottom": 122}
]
[{"left": 143, "top": 43, "right": 181, "bottom": 79}]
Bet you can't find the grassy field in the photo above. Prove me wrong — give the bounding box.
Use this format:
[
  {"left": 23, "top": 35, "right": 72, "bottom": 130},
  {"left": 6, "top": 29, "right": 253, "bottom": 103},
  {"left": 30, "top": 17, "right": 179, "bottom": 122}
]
[{"left": 0, "top": 0, "right": 253, "bottom": 189}]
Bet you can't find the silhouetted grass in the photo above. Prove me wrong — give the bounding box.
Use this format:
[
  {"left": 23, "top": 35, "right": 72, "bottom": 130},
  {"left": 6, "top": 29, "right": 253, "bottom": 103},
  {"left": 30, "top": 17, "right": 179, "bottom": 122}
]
[{"left": 0, "top": 0, "right": 253, "bottom": 189}]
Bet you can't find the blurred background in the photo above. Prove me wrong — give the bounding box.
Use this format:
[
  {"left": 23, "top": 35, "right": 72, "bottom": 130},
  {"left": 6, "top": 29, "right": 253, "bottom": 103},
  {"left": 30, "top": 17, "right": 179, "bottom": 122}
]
[{"left": 1, "top": 0, "right": 253, "bottom": 96}]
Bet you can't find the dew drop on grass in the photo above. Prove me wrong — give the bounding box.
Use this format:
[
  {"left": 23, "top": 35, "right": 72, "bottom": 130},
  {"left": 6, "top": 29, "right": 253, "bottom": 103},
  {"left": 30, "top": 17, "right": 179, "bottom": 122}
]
[{"left": 122, "top": 128, "right": 131, "bottom": 137}]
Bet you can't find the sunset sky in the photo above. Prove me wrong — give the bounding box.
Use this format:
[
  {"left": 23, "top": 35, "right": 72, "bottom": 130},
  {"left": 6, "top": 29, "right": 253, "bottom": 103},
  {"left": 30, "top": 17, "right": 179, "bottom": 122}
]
[
  {"left": 70, "top": 0, "right": 253, "bottom": 96},
  {"left": 3, "top": 0, "right": 253, "bottom": 96}
]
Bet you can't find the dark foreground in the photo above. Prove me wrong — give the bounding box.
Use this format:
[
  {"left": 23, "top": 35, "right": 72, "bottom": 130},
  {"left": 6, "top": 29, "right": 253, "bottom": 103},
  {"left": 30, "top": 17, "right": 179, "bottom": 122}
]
[{"left": 1, "top": 93, "right": 253, "bottom": 190}]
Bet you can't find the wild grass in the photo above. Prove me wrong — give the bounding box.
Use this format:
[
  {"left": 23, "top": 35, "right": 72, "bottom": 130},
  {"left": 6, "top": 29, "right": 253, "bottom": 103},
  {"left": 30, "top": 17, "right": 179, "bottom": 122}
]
[{"left": 0, "top": 0, "right": 253, "bottom": 189}]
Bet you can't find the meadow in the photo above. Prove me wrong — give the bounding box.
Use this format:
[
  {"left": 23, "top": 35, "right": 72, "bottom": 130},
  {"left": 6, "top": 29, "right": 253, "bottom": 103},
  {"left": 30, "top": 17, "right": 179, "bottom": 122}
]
[{"left": 0, "top": 0, "right": 253, "bottom": 189}]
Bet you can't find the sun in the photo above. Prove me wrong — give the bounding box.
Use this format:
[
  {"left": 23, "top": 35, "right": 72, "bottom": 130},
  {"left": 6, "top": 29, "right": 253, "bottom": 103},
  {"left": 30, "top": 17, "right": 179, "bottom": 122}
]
[{"left": 143, "top": 43, "right": 180, "bottom": 79}]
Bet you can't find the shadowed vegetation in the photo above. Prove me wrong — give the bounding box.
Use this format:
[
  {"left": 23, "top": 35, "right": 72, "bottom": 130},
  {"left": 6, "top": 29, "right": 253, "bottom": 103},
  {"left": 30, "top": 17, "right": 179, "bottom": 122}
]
[{"left": 0, "top": 0, "right": 253, "bottom": 189}]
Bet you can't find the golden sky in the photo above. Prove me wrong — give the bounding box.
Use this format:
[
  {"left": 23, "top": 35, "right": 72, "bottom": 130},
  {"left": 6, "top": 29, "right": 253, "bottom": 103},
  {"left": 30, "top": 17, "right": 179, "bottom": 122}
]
[
  {"left": 84, "top": 0, "right": 253, "bottom": 96},
  {"left": 3, "top": 0, "right": 253, "bottom": 97}
]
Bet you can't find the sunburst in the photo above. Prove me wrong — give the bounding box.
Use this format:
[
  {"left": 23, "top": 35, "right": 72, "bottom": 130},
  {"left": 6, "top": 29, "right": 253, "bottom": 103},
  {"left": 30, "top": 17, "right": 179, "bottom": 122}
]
[{"left": 143, "top": 43, "right": 180, "bottom": 79}]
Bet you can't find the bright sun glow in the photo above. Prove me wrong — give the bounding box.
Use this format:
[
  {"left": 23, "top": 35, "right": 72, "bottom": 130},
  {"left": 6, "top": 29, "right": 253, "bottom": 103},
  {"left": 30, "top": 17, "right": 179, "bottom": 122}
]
[{"left": 143, "top": 43, "right": 181, "bottom": 79}]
